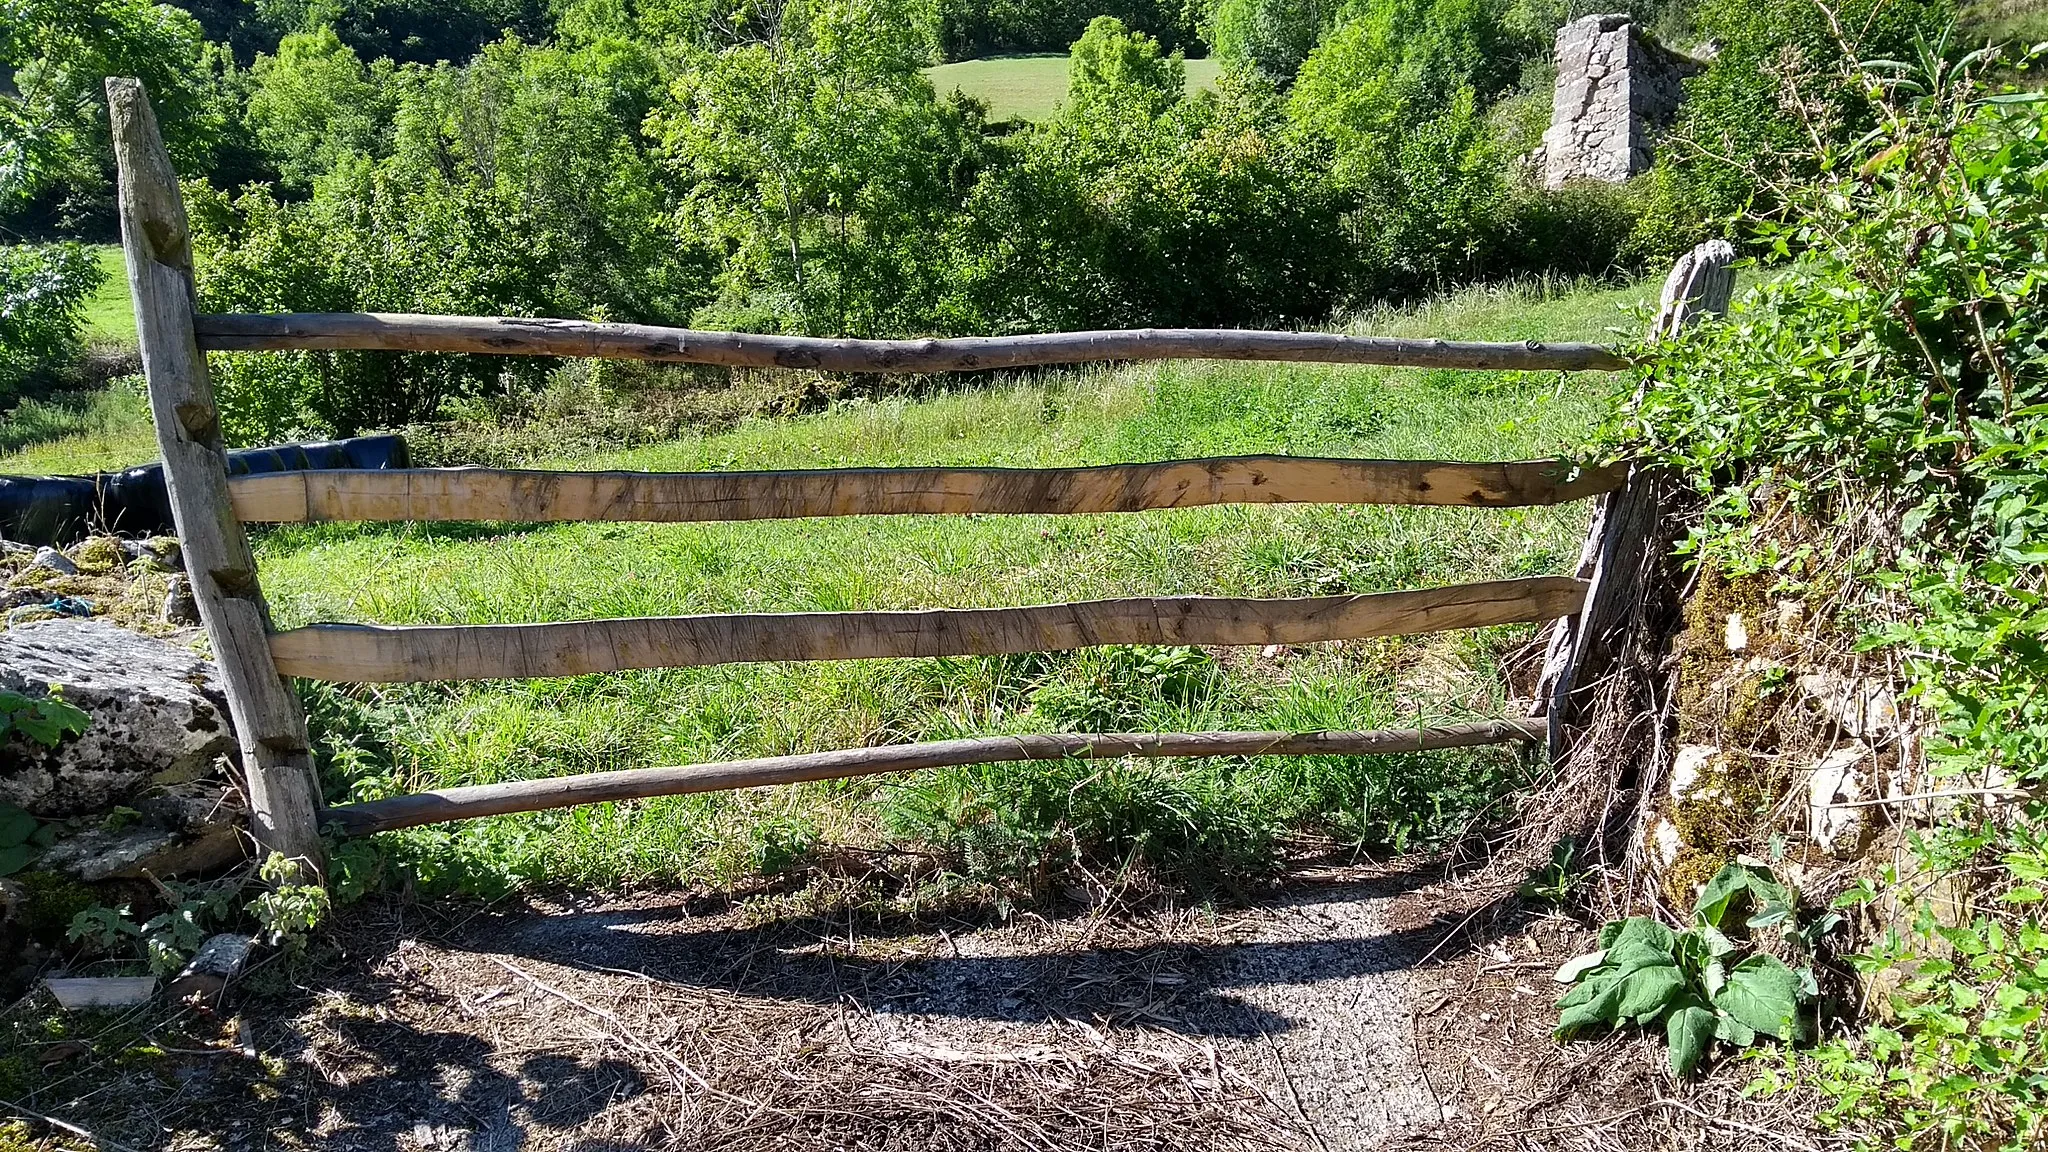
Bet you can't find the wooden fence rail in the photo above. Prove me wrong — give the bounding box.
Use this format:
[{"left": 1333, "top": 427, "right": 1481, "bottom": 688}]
[
  {"left": 103, "top": 75, "right": 1703, "bottom": 873},
  {"left": 226, "top": 457, "right": 1627, "bottom": 524},
  {"left": 327, "top": 720, "right": 1547, "bottom": 835},
  {"left": 192, "top": 312, "right": 1631, "bottom": 374},
  {"left": 267, "top": 577, "right": 1590, "bottom": 683}
]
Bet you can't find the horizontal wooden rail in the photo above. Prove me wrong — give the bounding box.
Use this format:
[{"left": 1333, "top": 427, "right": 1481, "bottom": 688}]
[
  {"left": 193, "top": 314, "right": 1630, "bottom": 374},
  {"left": 324, "top": 718, "right": 1546, "bottom": 834},
  {"left": 269, "top": 576, "right": 1588, "bottom": 683},
  {"left": 229, "top": 457, "right": 1626, "bottom": 524}
]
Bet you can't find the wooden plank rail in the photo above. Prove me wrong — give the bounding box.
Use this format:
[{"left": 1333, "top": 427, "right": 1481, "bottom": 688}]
[
  {"left": 268, "top": 576, "right": 1588, "bottom": 683},
  {"left": 193, "top": 313, "right": 1631, "bottom": 374},
  {"left": 326, "top": 719, "right": 1547, "bottom": 834},
  {"left": 228, "top": 457, "right": 1627, "bottom": 524}
]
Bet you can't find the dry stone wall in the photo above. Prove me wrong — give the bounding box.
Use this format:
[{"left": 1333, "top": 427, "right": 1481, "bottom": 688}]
[{"left": 1541, "top": 13, "right": 1700, "bottom": 189}]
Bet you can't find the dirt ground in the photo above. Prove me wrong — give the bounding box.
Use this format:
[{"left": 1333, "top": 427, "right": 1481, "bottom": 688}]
[{"left": 3, "top": 859, "right": 1827, "bottom": 1152}]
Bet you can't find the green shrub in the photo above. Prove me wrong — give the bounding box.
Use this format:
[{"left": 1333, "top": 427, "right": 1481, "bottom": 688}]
[
  {"left": 194, "top": 33, "right": 694, "bottom": 442},
  {"left": 1623, "top": 0, "right": 1955, "bottom": 263},
  {"left": 0, "top": 243, "right": 106, "bottom": 403},
  {"left": 1619, "top": 46, "right": 2048, "bottom": 1150}
]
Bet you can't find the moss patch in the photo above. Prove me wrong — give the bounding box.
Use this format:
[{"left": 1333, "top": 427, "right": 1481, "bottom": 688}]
[
  {"left": 14, "top": 870, "right": 97, "bottom": 944},
  {"left": 1660, "top": 749, "right": 1792, "bottom": 906}
]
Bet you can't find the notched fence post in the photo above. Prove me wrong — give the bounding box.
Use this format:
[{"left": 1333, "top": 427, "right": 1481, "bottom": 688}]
[
  {"left": 1539, "top": 238, "right": 1734, "bottom": 763},
  {"left": 105, "top": 76, "right": 326, "bottom": 875}
]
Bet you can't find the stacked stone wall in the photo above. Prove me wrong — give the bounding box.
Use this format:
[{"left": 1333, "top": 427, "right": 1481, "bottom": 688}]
[{"left": 1540, "top": 13, "right": 1700, "bottom": 189}]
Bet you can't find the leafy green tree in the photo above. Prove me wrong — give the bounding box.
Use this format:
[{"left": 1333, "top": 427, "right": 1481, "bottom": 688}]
[
  {"left": 0, "top": 242, "right": 106, "bottom": 401},
  {"left": 655, "top": 0, "right": 984, "bottom": 336},
  {"left": 1207, "top": 0, "right": 1339, "bottom": 84},
  {"left": 949, "top": 60, "right": 1349, "bottom": 330},
  {"left": 1067, "top": 14, "right": 1185, "bottom": 117},
  {"left": 196, "top": 34, "right": 693, "bottom": 439},
  {"left": 251, "top": 0, "right": 553, "bottom": 65},
  {"left": 245, "top": 25, "right": 391, "bottom": 187},
  {"left": 1, "top": 0, "right": 222, "bottom": 220},
  {"left": 1285, "top": 0, "right": 1523, "bottom": 295},
  {"left": 932, "top": 0, "right": 1200, "bottom": 62}
]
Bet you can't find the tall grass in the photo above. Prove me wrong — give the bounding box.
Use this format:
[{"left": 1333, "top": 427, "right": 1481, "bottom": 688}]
[
  {"left": 0, "top": 377, "right": 154, "bottom": 474},
  {"left": 268, "top": 279, "right": 1652, "bottom": 902}
]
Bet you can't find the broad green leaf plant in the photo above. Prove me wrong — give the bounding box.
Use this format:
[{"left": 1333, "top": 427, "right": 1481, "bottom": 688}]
[
  {"left": 0, "top": 688, "right": 87, "bottom": 876},
  {"left": 1556, "top": 861, "right": 1827, "bottom": 1077}
]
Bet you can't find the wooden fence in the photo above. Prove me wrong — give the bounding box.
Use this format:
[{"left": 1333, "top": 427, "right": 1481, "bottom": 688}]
[{"left": 105, "top": 77, "right": 1731, "bottom": 872}]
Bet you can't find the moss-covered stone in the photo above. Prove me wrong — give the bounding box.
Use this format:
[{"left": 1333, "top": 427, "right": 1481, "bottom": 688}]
[
  {"left": 70, "top": 537, "right": 126, "bottom": 577},
  {"left": 14, "top": 870, "right": 97, "bottom": 944}
]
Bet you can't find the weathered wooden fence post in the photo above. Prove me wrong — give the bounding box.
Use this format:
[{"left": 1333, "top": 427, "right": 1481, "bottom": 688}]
[
  {"left": 105, "top": 77, "right": 325, "bottom": 873},
  {"left": 1538, "top": 239, "right": 1734, "bottom": 761}
]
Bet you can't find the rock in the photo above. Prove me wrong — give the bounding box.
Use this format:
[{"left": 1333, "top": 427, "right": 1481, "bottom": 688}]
[
  {"left": 0, "top": 588, "right": 51, "bottom": 613},
  {"left": 161, "top": 575, "right": 200, "bottom": 626},
  {"left": 169, "top": 933, "right": 256, "bottom": 1004},
  {"left": 1723, "top": 612, "right": 1749, "bottom": 652},
  {"left": 1669, "top": 744, "right": 1718, "bottom": 801},
  {"left": 1651, "top": 817, "right": 1682, "bottom": 867},
  {"left": 1804, "top": 745, "right": 1870, "bottom": 856},
  {"left": 135, "top": 537, "right": 182, "bottom": 572},
  {"left": 1797, "top": 673, "right": 1898, "bottom": 741},
  {"left": 0, "top": 619, "right": 232, "bottom": 817},
  {"left": 27, "top": 548, "right": 75, "bottom": 576},
  {"left": 36, "top": 821, "right": 243, "bottom": 881}
]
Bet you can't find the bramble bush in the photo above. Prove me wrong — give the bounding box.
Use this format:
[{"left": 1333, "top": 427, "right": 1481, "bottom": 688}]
[{"left": 1618, "top": 43, "right": 2048, "bottom": 1150}]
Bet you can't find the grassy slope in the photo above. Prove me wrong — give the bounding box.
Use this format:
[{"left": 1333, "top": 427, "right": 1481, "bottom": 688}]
[
  {"left": 0, "top": 384, "right": 154, "bottom": 474},
  {"left": 246, "top": 279, "right": 1648, "bottom": 894},
  {"left": 0, "top": 246, "right": 149, "bottom": 475},
  {"left": 1965, "top": 1, "right": 2048, "bottom": 44},
  {"left": 81, "top": 244, "right": 136, "bottom": 343},
  {"left": 927, "top": 55, "right": 1223, "bottom": 121}
]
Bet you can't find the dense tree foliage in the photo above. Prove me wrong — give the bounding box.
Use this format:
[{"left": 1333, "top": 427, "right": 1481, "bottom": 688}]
[
  {"left": 0, "top": 0, "right": 1970, "bottom": 436},
  {"left": 2, "top": 0, "right": 226, "bottom": 227},
  {"left": 0, "top": 242, "right": 106, "bottom": 400},
  {"left": 1626, "top": 0, "right": 1959, "bottom": 258}
]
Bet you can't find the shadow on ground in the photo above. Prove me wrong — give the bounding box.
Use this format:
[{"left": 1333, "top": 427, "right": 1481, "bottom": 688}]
[{"left": 10, "top": 862, "right": 1537, "bottom": 1152}]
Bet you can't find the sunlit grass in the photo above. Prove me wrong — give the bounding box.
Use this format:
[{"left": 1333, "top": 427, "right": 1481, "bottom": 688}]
[
  {"left": 0, "top": 379, "right": 155, "bottom": 475},
  {"left": 261, "top": 276, "right": 1655, "bottom": 896},
  {"left": 80, "top": 244, "right": 137, "bottom": 345},
  {"left": 926, "top": 53, "right": 1223, "bottom": 121}
]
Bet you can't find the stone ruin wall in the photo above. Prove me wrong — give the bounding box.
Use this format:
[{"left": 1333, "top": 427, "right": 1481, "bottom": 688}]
[{"left": 1540, "top": 13, "right": 1701, "bottom": 190}]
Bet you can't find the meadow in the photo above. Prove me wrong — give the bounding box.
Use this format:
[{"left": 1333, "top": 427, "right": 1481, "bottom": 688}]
[
  {"left": 80, "top": 244, "right": 135, "bottom": 344},
  {"left": 926, "top": 53, "right": 1223, "bottom": 120},
  {"left": 236, "top": 277, "right": 1648, "bottom": 898},
  {"left": 0, "top": 274, "right": 1646, "bottom": 898}
]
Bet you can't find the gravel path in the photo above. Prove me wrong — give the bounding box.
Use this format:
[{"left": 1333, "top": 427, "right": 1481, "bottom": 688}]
[{"left": 448, "top": 866, "right": 1450, "bottom": 1149}]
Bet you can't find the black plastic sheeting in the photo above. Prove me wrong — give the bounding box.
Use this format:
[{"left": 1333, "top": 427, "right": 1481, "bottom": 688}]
[{"left": 0, "top": 434, "right": 409, "bottom": 547}]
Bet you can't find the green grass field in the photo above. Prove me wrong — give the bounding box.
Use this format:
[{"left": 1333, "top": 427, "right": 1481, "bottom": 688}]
[
  {"left": 1966, "top": 0, "right": 2048, "bottom": 44},
  {"left": 0, "top": 276, "right": 1650, "bottom": 899},
  {"left": 239, "top": 277, "right": 1649, "bottom": 898},
  {"left": 82, "top": 244, "right": 137, "bottom": 344},
  {"left": 0, "top": 382, "right": 154, "bottom": 474},
  {"left": 927, "top": 54, "right": 1224, "bottom": 121}
]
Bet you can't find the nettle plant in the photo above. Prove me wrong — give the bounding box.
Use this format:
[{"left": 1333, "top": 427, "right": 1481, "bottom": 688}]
[
  {"left": 0, "top": 688, "right": 88, "bottom": 876},
  {"left": 1556, "top": 861, "right": 1834, "bottom": 1076}
]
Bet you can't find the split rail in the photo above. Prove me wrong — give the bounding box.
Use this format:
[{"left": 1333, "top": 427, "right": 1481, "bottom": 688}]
[{"left": 106, "top": 77, "right": 1729, "bottom": 871}]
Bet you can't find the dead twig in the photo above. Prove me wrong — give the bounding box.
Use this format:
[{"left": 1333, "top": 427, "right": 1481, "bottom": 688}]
[
  {"left": 1651, "top": 1095, "right": 1826, "bottom": 1152},
  {"left": 0, "top": 1098, "right": 143, "bottom": 1152}
]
